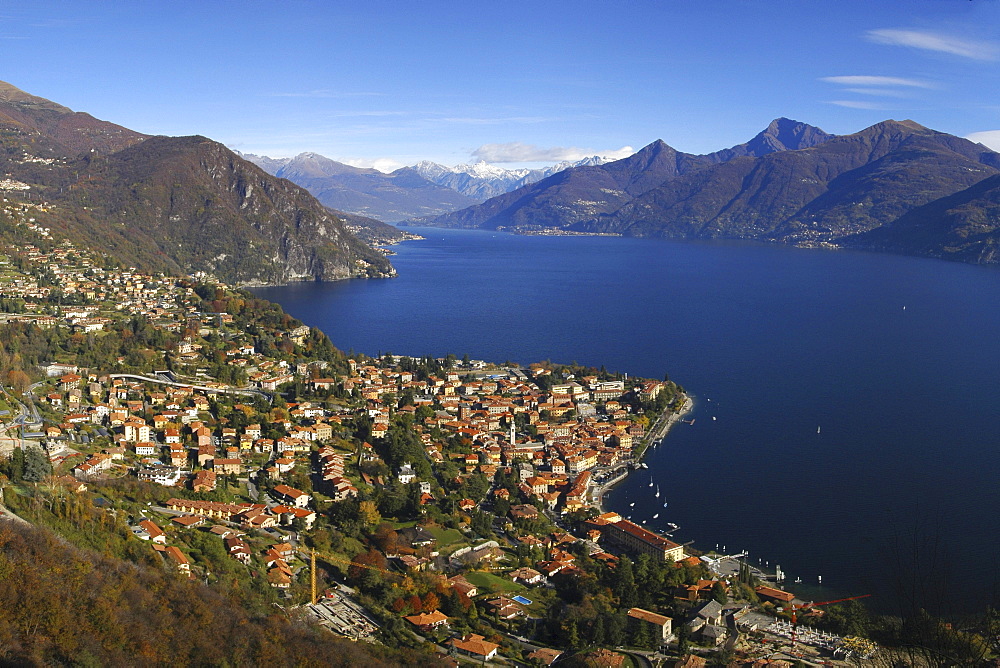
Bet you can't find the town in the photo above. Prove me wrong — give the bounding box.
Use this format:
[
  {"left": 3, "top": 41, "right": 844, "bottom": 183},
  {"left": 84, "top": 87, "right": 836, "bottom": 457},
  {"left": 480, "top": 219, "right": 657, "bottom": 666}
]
[{"left": 0, "top": 197, "right": 883, "bottom": 667}]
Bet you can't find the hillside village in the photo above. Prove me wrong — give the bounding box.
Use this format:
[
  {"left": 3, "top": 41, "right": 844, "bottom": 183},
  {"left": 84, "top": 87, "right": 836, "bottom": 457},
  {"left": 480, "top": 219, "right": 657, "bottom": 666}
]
[{"left": 0, "top": 197, "right": 885, "bottom": 666}]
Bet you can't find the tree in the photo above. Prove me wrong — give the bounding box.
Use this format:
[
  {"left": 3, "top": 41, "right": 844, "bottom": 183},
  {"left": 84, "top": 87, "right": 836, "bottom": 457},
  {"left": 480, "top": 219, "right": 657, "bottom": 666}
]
[
  {"left": 564, "top": 619, "right": 581, "bottom": 649},
  {"left": 5, "top": 368, "right": 30, "bottom": 395},
  {"left": 348, "top": 549, "right": 387, "bottom": 583},
  {"left": 372, "top": 524, "right": 400, "bottom": 553},
  {"left": 22, "top": 445, "right": 51, "bottom": 482},
  {"left": 470, "top": 510, "right": 494, "bottom": 538},
  {"left": 421, "top": 591, "right": 440, "bottom": 613},
  {"left": 612, "top": 556, "right": 637, "bottom": 608},
  {"left": 358, "top": 500, "right": 381, "bottom": 529},
  {"left": 630, "top": 616, "right": 652, "bottom": 648},
  {"left": 492, "top": 496, "right": 511, "bottom": 519},
  {"left": 712, "top": 580, "right": 728, "bottom": 604},
  {"left": 6, "top": 445, "right": 25, "bottom": 481},
  {"left": 591, "top": 614, "right": 607, "bottom": 648},
  {"left": 605, "top": 613, "right": 627, "bottom": 647},
  {"left": 677, "top": 620, "right": 691, "bottom": 654}
]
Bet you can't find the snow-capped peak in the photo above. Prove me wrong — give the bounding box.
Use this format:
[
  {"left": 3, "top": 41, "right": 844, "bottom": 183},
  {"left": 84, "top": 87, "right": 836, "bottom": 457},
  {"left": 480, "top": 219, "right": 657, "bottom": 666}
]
[{"left": 409, "top": 155, "right": 617, "bottom": 200}]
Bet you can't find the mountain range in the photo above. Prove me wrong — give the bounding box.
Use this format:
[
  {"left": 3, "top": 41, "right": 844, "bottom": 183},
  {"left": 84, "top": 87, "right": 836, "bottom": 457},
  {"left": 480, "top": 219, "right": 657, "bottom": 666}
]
[
  {"left": 0, "top": 80, "right": 393, "bottom": 286},
  {"left": 409, "top": 156, "right": 614, "bottom": 200},
  {"left": 240, "top": 152, "right": 614, "bottom": 221},
  {"left": 240, "top": 151, "right": 478, "bottom": 223},
  {"left": 417, "top": 118, "right": 1000, "bottom": 266},
  {"left": 5, "top": 78, "right": 1000, "bottom": 274},
  {"left": 420, "top": 118, "right": 835, "bottom": 230}
]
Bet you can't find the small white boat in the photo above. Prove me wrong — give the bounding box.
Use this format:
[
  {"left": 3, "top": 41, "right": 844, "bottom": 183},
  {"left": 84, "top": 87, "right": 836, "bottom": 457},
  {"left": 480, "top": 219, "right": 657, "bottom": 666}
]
[
  {"left": 712, "top": 416, "right": 717, "bottom": 421},
  {"left": 655, "top": 486, "right": 660, "bottom": 498},
  {"left": 817, "top": 425, "right": 821, "bottom": 434},
  {"left": 652, "top": 513, "right": 659, "bottom": 519},
  {"left": 629, "top": 502, "right": 635, "bottom": 507},
  {"left": 663, "top": 502, "right": 668, "bottom": 507}
]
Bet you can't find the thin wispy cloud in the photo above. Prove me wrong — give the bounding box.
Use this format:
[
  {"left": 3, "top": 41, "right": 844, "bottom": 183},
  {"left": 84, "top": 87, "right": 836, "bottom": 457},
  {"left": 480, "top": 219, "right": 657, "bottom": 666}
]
[
  {"left": 867, "top": 28, "right": 1000, "bottom": 61},
  {"left": 29, "top": 18, "right": 80, "bottom": 28},
  {"left": 471, "top": 142, "right": 634, "bottom": 163},
  {"left": 328, "top": 110, "right": 409, "bottom": 118},
  {"left": 820, "top": 74, "right": 932, "bottom": 109},
  {"left": 437, "top": 116, "right": 550, "bottom": 126},
  {"left": 827, "top": 100, "right": 891, "bottom": 110},
  {"left": 843, "top": 88, "right": 913, "bottom": 98},
  {"left": 267, "top": 89, "right": 385, "bottom": 99},
  {"left": 821, "top": 75, "right": 932, "bottom": 88},
  {"left": 965, "top": 130, "right": 1000, "bottom": 152}
]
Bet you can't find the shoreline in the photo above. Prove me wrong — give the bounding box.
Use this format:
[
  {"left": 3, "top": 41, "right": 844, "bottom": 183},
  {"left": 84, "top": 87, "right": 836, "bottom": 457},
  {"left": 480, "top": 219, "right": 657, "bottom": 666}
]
[
  {"left": 590, "top": 395, "right": 819, "bottom": 605},
  {"left": 592, "top": 393, "right": 693, "bottom": 514}
]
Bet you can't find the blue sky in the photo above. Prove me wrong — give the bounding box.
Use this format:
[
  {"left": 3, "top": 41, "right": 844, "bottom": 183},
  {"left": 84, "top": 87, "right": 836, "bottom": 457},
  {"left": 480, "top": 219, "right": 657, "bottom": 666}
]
[{"left": 3, "top": 1, "right": 1000, "bottom": 170}]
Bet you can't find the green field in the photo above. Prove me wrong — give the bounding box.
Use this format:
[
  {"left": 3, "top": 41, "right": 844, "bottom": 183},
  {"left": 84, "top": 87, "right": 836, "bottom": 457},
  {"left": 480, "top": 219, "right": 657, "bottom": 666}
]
[
  {"left": 462, "top": 571, "right": 526, "bottom": 595},
  {"left": 386, "top": 522, "right": 468, "bottom": 554},
  {"left": 425, "top": 525, "right": 466, "bottom": 551}
]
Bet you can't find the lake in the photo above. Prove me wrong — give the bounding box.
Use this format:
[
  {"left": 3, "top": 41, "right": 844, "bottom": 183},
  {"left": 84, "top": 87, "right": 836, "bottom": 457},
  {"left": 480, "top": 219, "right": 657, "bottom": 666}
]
[{"left": 255, "top": 227, "right": 1000, "bottom": 615}]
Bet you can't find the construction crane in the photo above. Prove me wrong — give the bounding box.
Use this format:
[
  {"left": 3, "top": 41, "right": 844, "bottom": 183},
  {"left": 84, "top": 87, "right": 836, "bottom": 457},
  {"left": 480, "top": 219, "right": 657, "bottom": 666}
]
[{"left": 779, "top": 594, "right": 871, "bottom": 643}]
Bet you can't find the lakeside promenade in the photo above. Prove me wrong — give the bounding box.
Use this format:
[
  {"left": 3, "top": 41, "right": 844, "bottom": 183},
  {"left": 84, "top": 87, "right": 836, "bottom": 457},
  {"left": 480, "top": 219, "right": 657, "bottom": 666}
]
[{"left": 591, "top": 394, "right": 693, "bottom": 512}]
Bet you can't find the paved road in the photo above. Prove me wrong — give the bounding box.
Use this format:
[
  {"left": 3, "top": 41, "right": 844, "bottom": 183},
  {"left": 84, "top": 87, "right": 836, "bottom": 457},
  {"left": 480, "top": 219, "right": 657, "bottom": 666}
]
[{"left": 108, "top": 373, "right": 271, "bottom": 401}]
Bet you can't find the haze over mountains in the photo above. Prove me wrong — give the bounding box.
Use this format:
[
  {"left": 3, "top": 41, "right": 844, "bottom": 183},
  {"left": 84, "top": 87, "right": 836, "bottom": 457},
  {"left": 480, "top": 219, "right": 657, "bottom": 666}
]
[
  {"left": 0, "top": 80, "right": 392, "bottom": 285},
  {"left": 409, "top": 156, "right": 614, "bottom": 200},
  {"left": 240, "top": 151, "right": 614, "bottom": 222},
  {"left": 239, "top": 151, "right": 478, "bottom": 222}
]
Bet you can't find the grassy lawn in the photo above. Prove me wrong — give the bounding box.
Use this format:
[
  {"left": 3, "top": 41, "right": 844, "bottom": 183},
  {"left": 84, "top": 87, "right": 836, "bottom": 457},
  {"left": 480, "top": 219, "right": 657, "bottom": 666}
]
[
  {"left": 425, "top": 525, "right": 466, "bottom": 550},
  {"left": 226, "top": 482, "right": 251, "bottom": 502},
  {"left": 462, "top": 570, "right": 527, "bottom": 595}
]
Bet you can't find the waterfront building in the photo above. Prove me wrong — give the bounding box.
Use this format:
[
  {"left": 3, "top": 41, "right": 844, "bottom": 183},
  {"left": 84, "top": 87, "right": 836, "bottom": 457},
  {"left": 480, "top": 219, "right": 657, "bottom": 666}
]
[{"left": 604, "top": 518, "right": 685, "bottom": 562}]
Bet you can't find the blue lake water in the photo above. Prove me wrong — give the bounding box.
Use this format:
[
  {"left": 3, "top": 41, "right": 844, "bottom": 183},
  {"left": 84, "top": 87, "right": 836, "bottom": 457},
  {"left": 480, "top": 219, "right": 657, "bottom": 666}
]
[{"left": 255, "top": 227, "right": 1000, "bottom": 615}]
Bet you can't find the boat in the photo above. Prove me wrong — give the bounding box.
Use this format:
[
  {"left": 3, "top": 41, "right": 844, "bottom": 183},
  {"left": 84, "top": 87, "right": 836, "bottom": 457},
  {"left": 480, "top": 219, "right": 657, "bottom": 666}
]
[
  {"left": 817, "top": 425, "right": 821, "bottom": 434},
  {"left": 663, "top": 502, "right": 668, "bottom": 507},
  {"left": 639, "top": 463, "right": 648, "bottom": 469},
  {"left": 712, "top": 416, "right": 717, "bottom": 421},
  {"left": 655, "top": 486, "right": 660, "bottom": 498},
  {"left": 629, "top": 502, "right": 635, "bottom": 507},
  {"left": 652, "top": 513, "right": 659, "bottom": 519}
]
